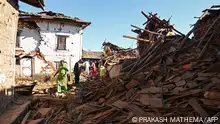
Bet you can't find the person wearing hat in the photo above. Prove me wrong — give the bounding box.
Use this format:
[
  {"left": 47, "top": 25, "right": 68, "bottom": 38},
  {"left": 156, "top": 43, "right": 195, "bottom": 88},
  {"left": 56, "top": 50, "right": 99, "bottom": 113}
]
[{"left": 54, "top": 60, "right": 69, "bottom": 94}]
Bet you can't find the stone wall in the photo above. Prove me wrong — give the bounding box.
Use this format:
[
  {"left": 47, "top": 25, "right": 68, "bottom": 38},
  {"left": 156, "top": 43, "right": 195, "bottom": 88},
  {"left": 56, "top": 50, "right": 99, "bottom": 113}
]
[{"left": 0, "top": 0, "right": 18, "bottom": 113}]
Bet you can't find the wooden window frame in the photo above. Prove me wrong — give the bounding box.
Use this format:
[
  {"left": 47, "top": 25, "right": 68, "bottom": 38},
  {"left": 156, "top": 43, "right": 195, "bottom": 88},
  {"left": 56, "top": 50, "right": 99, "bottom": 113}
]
[
  {"left": 56, "top": 35, "right": 67, "bottom": 50},
  {"left": 16, "top": 32, "right": 21, "bottom": 48},
  {"left": 16, "top": 58, "right": 20, "bottom": 65}
]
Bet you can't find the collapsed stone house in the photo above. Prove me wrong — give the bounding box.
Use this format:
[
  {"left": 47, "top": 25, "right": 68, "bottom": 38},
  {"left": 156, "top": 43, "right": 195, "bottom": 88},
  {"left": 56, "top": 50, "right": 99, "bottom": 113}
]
[
  {"left": 0, "top": 0, "right": 44, "bottom": 113},
  {"left": 16, "top": 11, "right": 91, "bottom": 77}
]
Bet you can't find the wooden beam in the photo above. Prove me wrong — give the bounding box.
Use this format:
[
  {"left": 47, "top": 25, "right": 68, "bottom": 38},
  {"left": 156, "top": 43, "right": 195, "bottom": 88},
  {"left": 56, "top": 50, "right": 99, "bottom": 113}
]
[
  {"left": 35, "top": 97, "right": 67, "bottom": 105},
  {"left": 131, "top": 25, "right": 164, "bottom": 36},
  {"left": 197, "top": 16, "right": 220, "bottom": 47},
  {"left": 141, "top": 11, "right": 156, "bottom": 25},
  {"left": 148, "top": 12, "right": 185, "bottom": 36},
  {"left": 211, "top": 5, "right": 220, "bottom": 8},
  {"left": 37, "top": 0, "right": 45, "bottom": 10},
  {"left": 188, "top": 98, "right": 209, "bottom": 118},
  {"left": 180, "top": 6, "right": 216, "bottom": 50},
  {"left": 123, "top": 35, "right": 150, "bottom": 42}
]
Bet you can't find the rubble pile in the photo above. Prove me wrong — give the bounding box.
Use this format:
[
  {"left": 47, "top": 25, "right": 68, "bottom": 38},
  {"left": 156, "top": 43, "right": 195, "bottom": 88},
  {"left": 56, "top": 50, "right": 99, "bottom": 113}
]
[
  {"left": 12, "top": 5, "right": 220, "bottom": 124},
  {"left": 15, "top": 75, "right": 58, "bottom": 97},
  {"left": 18, "top": 97, "right": 69, "bottom": 124},
  {"left": 193, "top": 6, "right": 220, "bottom": 40},
  {"left": 63, "top": 6, "right": 220, "bottom": 124},
  {"left": 103, "top": 42, "right": 136, "bottom": 64},
  {"left": 124, "top": 11, "right": 184, "bottom": 56}
]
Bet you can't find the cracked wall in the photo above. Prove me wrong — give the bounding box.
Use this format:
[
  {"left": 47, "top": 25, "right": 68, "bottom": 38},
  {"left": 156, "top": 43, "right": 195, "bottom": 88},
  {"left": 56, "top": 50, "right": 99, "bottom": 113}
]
[{"left": 18, "top": 20, "right": 83, "bottom": 74}]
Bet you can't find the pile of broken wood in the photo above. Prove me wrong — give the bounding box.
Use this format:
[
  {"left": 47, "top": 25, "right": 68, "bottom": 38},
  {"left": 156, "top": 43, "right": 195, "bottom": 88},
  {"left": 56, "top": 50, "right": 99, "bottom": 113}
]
[
  {"left": 60, "top": 5, "right": 220, "bottom": 124},
  {"left": 103, "top": 42, "right": 137, "bottom": 65},
  {"left": 17, "top": 97, "right": 68, "bottom": 124}
]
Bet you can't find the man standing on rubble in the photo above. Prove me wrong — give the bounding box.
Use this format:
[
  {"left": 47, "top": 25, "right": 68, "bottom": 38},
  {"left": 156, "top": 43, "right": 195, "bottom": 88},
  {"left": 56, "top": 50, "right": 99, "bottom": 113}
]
[
  {"left": 54, "top": 60, "right": 69, "bottom": 94},
  {"left": 74, "top": 60, "right": 82, "bottom": 87}
]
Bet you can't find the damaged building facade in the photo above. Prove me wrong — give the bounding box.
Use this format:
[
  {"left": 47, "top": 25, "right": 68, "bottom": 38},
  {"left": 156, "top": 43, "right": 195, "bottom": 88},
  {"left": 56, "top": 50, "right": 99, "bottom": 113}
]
[
  {"left": 0, "top": 0, "right": 44, "bottom": 113},
  {"left": 16, "top": 11, "right": 91, "bottom": 76}
]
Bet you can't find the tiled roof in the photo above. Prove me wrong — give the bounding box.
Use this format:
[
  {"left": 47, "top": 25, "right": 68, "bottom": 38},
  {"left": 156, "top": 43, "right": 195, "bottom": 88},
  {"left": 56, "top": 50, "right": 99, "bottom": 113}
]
[
  {"left": 19, "top": 11, "right": 91, "bottom": 29},
  {"left": 82, "top": 50, "right": 103, "bottom": 59}
]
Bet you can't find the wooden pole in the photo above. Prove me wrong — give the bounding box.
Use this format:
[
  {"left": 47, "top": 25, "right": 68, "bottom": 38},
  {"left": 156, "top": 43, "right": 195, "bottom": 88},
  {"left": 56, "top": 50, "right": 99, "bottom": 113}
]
[
  {"left": 141, "top": 11, "right": 156, "bottom": 25},
  {"left": 123, "top": 35, "right": 150, "bottom": 42},
  {"left": 197, "top": 16, "right": 219, "bottom": 47},
  {"left": 131, "top": 25, "right": 164, "bottom": 36},
  {"left": 148, "top": 12, "right": 185, "bottom": 36}
]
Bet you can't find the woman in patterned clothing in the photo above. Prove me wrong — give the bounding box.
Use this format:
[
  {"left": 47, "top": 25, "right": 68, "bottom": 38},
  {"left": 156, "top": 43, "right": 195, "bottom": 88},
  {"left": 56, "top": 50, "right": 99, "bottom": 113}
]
[{"left": 54, "top": 60, "right": 68, "bottom": 93}]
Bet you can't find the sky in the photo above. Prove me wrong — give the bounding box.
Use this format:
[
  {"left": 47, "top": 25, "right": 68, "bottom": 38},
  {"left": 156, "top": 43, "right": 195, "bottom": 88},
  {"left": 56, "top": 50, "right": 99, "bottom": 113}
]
[{"left": 19, "top": 0, "right": 220, "bottom": 51}]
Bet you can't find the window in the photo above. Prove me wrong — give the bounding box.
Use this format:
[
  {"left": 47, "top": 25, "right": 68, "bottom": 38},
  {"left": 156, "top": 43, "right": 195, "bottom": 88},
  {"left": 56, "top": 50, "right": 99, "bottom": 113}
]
[
  {"left": 56, "top": 35, "right": 67, "bottom": 50},
  {"left": 16, "top": 32, "right": 20, "bottom": 48},
  {"left": 16, "top": 58, "right": 20, "bottom": 65}
]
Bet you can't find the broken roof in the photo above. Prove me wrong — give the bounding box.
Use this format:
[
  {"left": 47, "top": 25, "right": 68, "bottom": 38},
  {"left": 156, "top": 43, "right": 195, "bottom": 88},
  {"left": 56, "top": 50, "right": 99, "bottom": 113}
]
[
  {"left": 20, "top": 0, "right": 45, "bottom": 10},
  {"left": 201, "top": 5, "right": 220, "bottom": 19},
  {"left": 82, "top": 50, "right": 103, "bottom": 59},
  {"left": 19, "top": 11, "right": 91, "bottom": 29}
]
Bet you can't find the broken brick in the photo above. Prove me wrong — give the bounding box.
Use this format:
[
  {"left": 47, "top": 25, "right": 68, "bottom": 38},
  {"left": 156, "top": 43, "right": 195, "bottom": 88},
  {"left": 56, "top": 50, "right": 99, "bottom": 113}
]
[
  {"left": 173, "top": 76, "right": 182, "bottom": 83},
  {"left": 198, "top": 72, "right": 216, "bottom": 77},
  {"left": 139, "top": 94, "right": 150, "bottom": 105},
  {"left": 204, "top": 91, "right": 220, "bottom": 100},
  {"left": 187, "top": 82, "right": 198, "bottom": 88},
  {"left": 150, "top": 98, "right": 163, "bottom": 108},
  {"left": 183, "top": 64, "right": 192, "bottom": 70},
  {"left": 175, "top": 80, "right": 186, "bottom": 87},
  {"left": 163, "top": 84, "right": 175, "bottom": 90},
  {"left": 139, "top": 87, "right": 161, "bottom": 94},
  {"left": 125, "top": 79, "right": 139, "bottom": 89},
  {"left": 28, "top": 118, "right": 44, "bottom": 124},
  {"left": 99, "top": 98, "right": 105, "bottom": 104},
  {"left": 182, "top": 72, "right": 195, "bottom": 79},
  {"left": 112, "top": 100, "right": 129, "bottom": 109},
  {"left": 188, "top": 98, "right": 209, "bottom": 118},
  {"left": 195, "top": 76, "right": 209, "bottom": 81},
  {"left": 37, "top": 108, "right": 51, "bottom": 117},
  {"left": 200, "top": 99, "right": 220, "bottom": 106},
  {"left": 154, "top": 76, "right": 163, "bottom": 84},
  {"left": 211, "top": 77, "right": 220, "bottom": 84},
  {"left": 172, "top": 87, "right": 187, "bottom": 94},
  {"left": 166, "top": 57, "right": 173, "bottom": 65}
]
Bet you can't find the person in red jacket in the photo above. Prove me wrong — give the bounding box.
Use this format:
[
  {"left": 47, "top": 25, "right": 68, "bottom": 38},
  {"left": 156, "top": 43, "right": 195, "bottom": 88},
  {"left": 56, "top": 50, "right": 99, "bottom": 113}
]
[
  {"left": 90, "top": 66, "right": 97, "bottom": 78},
  {"left": 92, "top": 61, "right": 97, "bottom": 72}
]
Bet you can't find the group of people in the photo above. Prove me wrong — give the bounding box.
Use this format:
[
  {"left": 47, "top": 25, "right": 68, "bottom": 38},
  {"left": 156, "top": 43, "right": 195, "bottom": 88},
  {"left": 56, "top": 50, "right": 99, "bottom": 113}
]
[
  {"left": 54, "top": 59, "right": 107, "bottom": 95},
  {"left": 89, "top": 61, "right": 107, "bottom": 79}
]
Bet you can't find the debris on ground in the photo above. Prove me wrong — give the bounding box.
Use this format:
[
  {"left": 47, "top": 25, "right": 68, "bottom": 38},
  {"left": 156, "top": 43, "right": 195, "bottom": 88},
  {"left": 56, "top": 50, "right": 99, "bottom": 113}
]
[
  {"left": 8, "top": 5, "right": 220, "bottom": 124},
  {"left": 62, "top": 5, "right": 220, "bottom": 124},
  {"left": 102, "top": 42, "right": 137, "bottom": 65}
]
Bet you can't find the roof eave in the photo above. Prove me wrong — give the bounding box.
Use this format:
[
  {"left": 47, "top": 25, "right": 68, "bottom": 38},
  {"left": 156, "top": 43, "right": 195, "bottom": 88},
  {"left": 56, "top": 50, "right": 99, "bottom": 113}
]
[
  {"left": 82, "top": 22, "right": 91, "bottom": 29},
  {"left": 20, "top": 0, "right": 45, "bottom": 10},
  {"left": 19, "top": 15, "right": 91, "bottom": 28}
]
